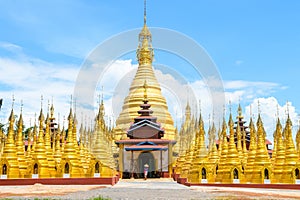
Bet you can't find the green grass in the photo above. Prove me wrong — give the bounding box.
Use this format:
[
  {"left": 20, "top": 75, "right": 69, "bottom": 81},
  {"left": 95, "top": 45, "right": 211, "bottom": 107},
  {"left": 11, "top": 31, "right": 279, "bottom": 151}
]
[{"left": 90, "top": 196, "right": 111, "bottom": 200}]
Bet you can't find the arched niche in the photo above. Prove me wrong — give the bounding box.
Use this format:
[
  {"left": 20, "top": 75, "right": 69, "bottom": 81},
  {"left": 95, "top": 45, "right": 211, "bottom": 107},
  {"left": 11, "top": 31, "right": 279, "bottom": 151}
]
[
  {"left": 295, "top": 168, "right": 300, "bottom": 179},
  {"left": 233, "top": 168, "right": 239, "bottom": 179},
  {"left": 64, "top": 163, "right": 69, "bottom": 174},
  {"left": 2, "top": 164, "right": 7, "bottom": 175},
  {"left": 201, "top": 167, "right": 207, "bottom": 179},
  {"left": 264, "top": 168, "right": 270, "bottom": 180},
  {"left": 33, "top": 163, "right": 38, "bottom": 174},
  {"left": 95, "top": 162, "right": 100, "bottom": 173}
]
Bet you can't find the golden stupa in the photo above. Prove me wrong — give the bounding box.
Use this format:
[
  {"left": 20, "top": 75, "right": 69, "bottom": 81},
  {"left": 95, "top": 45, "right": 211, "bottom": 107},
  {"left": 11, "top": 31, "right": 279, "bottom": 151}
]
[{"left": 112, "top": 5, "right": 176, "bottom": 144}]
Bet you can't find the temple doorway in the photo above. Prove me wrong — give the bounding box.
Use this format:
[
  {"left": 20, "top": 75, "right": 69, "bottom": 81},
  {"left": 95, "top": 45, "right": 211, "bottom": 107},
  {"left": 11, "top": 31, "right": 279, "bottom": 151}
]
[
  {"left": 264, "top": 168, "right": 270, "bottom": 179},
  {"left": 33, "top": 163, "right": 38, "bottom": 174},
  {"left": 295, "top": 168, "right": 300, "bottom": 179},
  {"left": 138, "top": 151, "right": 156, "bottom": 178},
  {"left": 201, "top": 168, "right": 207, "bottom": 179},
  {"left": 2, "top": 164, "right": 7, "bottom": 175},
  {"left": 233, "top": 168, "right": 239, "bottom": 179}
]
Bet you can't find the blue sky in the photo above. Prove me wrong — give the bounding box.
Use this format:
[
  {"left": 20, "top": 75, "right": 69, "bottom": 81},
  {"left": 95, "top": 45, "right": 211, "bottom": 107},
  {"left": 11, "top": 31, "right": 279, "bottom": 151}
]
[{"left": 0, "top": 0, "right": 300, "bottom": 139}]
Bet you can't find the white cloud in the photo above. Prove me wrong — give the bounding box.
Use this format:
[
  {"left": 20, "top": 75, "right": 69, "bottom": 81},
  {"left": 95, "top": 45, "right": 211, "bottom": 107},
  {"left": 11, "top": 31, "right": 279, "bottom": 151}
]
[
  {"left": 235, "top": 60, "right": 243, "bottom": 66},
  {"left": 0, "top": 53, "right": 79, "bottom": 128},
  {"left": 0, "top": 42, "right": 22, "bottom": 52},
  {"left": 224, "top": 80, "right": 279, "bottom": 90},
  {"left": 244, "top": 97, "right": 299, "bottom": 142}
]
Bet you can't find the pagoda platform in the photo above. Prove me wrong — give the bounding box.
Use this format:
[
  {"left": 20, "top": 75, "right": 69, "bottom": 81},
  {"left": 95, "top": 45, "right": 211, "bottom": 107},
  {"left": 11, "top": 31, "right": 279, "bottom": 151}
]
[
  {"left": 0, "top": 176, "right": 119, "bottom": 186},
  {"left": 183, "top": 182, "right": 300, "bottom": 190}
]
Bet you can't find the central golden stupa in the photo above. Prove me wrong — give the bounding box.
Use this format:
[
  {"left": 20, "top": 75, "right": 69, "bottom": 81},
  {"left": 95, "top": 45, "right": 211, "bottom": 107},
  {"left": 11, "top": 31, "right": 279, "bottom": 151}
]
[{"left": 112, "top": 5, "right": 176, "bottom": 144}]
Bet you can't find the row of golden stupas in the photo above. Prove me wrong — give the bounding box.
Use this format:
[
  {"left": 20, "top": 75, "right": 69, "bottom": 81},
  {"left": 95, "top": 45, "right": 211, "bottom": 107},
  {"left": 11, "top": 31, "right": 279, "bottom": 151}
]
[
  {"left": 0, "top": 98, "right": 116, "bottom": 178},
  {"left": 175, "top": 102, "right": 300, "bottom": 184}
]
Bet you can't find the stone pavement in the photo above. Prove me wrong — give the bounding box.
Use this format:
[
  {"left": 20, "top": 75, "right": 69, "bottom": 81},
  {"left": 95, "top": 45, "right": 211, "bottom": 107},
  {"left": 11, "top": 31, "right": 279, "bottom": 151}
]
[{"left": 4, "top": 178, "right": 300, "bottom": 200}]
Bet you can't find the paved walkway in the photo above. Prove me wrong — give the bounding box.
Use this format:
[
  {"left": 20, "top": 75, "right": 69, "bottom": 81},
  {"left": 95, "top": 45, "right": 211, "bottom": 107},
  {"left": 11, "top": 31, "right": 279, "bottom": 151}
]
[
  {"left": 5, "top": 178, "right": 300, "bottom": 200},
  {"left": 55, "top": 178, "right": 300, "bottom": 200}
]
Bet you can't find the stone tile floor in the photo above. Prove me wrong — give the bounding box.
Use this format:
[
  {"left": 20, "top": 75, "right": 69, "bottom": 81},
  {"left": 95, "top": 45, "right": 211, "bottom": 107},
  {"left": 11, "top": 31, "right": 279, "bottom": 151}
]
[{"left": 2, "top": 178, "right": 300, "bottom": 200}]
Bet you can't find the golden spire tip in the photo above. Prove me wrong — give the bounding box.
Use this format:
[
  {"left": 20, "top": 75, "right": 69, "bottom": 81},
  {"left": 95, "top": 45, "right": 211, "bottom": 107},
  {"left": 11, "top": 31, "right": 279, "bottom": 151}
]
[
  {"left": 144, "top": 0, "right": 147, "bottom": 25},
  {"left": 12, "top": 94, "right": 15, "bottom": 110},
  {"left": 20, "top": 100, "right": 23, "bottom": 114}
]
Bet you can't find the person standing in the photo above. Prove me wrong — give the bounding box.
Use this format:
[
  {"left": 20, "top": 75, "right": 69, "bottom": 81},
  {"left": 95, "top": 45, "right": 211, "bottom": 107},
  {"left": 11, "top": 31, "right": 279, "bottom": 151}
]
[{"left": 143, "top": 163, "right": 149, "bottom": 180}]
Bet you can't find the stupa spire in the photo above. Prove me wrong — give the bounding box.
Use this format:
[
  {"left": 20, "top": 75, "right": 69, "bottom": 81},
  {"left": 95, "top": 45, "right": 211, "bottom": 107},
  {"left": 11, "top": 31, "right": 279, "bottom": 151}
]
[
  {"left": 144, "top": 0, "right": 147, "bottom": 25},
  {"left": 16, "top": 100, "right": 27, "bottom": 177},
  {"left": 137, "top": 0, "right": 153, "bottom": 65},
  {"left": 44, "top": 107, "right": 56, "bottom": 177},
  {"left": 283, "top": 114, "right": 298, "bottom": 165},
  {"left": 32, "top": 97, "right": 50, "bottom": 178},
  {"left": 251, "top": 114, "right": 271, "bottom": 183},
  {"left": 226, "top": 112, "right": 239, "bottom": 164},
  {"left": 61, "top": 105, "right": 83, "bottom": 177},
  {"left": 272, "top": 117, "right": 285, "bottom": 183}
]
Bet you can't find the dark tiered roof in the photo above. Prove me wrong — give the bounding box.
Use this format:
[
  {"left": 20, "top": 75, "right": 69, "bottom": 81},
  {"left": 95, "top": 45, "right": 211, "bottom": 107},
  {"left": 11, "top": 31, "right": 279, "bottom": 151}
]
[{"left": 127, "top": 99, "right": 165, "bottom": 139}]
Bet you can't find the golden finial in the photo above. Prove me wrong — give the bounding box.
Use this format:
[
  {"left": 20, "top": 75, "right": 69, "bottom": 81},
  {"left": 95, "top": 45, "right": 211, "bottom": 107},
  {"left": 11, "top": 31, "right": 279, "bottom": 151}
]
[
  {"left": 12, "top": 94, "right": 15, "bottom": 109},
  {"left": 20, "top": 100, "right": 23, "bottom": 114},
  {"left": 101, "top": 86, "right": 104, "bottom": 104},
  {"left": 41, "top": 95, "right": 43, "bottom": 108},
  {"left": 199, "top": 100, "right": 201, "bottom": 114},
  {"left": 70, "top": 94, "right": 73, "bottom": 109},
  {"left": 144, "top": 0, "right": 147, "bottom": 25},
  {"left": 238, "top": 100, "right": 242, "bottom": 117},
  {"left": 229, "top": 100, "right": 232, "bottom": 114},
  {"left": 50, "top": 97, "right": 54, "bottom": 119},
  {"left": 68, "top": 106, "right": 73, "bottom": 121},
  {"left": 137, "top": 0, "right": 153, "bottom": 65},
  {"left": 143, "top": 80, "right": 148, "bottom": 102}
]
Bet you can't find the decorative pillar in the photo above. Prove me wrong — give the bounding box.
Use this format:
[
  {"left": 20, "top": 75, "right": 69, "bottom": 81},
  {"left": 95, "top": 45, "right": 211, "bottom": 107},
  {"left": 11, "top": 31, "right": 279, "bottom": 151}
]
[
  {"left": 160, "top": 150, "right": 163, "bottom": 176},
  {"left": 119, "top": 143, "right": 124, "bottom": 178},
  {"left": 131, "top": 150, "right": 134, "bottom": 179},
  {"left": 168, "top": 143, "right": 173, "bottom": 178}
]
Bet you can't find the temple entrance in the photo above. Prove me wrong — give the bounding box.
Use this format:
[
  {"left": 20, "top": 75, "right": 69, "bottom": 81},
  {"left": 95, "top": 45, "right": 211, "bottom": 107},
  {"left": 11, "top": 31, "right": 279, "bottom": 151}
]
[
  {"left": 295, "top": 168, "right": 300, "bottom": 179},
  {"left": 201, "top": 168, "right": 207, "bottom": 179},
  {"left": 138, "top": 152, "right": 156, "bottom": 178},
  {"left": 33, "top": 163, "right": 38, "bottom": 174},
  {"left": 2, "top": 164, "right": 7, "bottom": 175},
  {"left": 233, "top": 168, "right": 239, "bottom": 179},
  {"left": 264, "top": 168, "right": 269, "bottom": 179},
  {"left": 64, "top": 163, "right": 69, "bottom": 174},
  {"left": 95, "top": 162, "right": 100, "bottom": 173}
]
